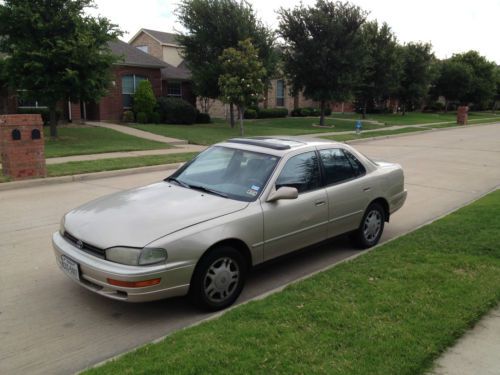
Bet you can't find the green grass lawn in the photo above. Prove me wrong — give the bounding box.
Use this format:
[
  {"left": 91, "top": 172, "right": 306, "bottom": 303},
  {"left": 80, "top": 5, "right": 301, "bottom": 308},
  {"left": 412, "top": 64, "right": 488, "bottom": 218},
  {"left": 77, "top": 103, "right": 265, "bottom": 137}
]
[
  {"left": 85, "top": 190, "right": 500, "bottom": 375},
  {"left": 44, "top": 126, "right": 169, "bottom": 158},
  {"left": 131, "top": 112, "right": 499, "bottom": 145},
  {"left": 131, "top": 117, "right": 384, "bottom": 145},
  {"left": 46, "top": 152, "right": 198, "bottom": 177}
]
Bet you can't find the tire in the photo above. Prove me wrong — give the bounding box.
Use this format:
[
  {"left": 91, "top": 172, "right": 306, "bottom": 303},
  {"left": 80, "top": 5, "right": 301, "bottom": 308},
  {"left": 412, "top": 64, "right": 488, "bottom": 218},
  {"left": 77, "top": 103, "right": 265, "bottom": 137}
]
[
  {"left": 189, "top": 246, "right": 247, "bottom": 311},
  {"left": 351, "top": 202, "right": 385, "bottom": 249}
]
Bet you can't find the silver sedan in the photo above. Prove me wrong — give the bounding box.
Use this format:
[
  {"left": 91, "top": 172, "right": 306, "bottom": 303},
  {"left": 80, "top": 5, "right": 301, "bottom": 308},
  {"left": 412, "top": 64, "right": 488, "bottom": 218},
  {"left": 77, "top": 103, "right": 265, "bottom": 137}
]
[{"left": 53, "top": 137, "right": 407, "bottom": 310}]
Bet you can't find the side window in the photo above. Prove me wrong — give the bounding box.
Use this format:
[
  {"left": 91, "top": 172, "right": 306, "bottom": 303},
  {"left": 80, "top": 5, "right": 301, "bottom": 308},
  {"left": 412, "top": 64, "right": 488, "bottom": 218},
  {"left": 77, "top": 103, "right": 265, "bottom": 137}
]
[
  {"left": 319, "top": 148, "right": 358, "bottom": 185},
  {"left": 276, "top": 152, "right": 321, "bottom": 194},
  {"left": 344, "top": 150, "right": 366, "bottom": 177}
]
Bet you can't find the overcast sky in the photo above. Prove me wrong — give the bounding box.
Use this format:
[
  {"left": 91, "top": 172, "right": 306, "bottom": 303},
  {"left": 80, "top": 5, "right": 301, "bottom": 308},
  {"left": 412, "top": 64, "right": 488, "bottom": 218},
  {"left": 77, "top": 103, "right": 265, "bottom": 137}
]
[{"left": 91, "top": 0, "right": 500, "bottom": 63}]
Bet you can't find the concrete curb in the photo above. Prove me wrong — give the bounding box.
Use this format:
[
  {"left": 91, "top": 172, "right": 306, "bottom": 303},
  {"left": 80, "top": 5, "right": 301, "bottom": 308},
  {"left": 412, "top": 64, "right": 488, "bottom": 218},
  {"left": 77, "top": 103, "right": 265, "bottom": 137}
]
[
  {"left": 0, "top": 163, "right": 183, "bottom": 192},
  {"left": 82, "top": 184, "right": 499, "bottom": 374}
]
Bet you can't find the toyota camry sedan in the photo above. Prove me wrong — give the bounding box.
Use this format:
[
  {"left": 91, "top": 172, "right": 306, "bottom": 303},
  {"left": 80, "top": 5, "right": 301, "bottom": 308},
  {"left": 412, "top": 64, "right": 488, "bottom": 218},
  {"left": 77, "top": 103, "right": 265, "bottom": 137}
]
[{"left": 53, "top": 137, "right": 407, "bottom": 310}]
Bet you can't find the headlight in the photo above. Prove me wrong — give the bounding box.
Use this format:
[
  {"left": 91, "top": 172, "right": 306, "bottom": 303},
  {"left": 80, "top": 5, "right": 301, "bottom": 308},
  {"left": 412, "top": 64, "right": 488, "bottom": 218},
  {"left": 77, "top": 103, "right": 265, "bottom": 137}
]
[
  {"left": 139, "top": 248, "right": 168, "bottom": 266},
  {"left": 106, "top": 247, "right": 167, "bottom": 266},
  {"left": 59, "top": 216, "right": 66, "bottom": 235}
]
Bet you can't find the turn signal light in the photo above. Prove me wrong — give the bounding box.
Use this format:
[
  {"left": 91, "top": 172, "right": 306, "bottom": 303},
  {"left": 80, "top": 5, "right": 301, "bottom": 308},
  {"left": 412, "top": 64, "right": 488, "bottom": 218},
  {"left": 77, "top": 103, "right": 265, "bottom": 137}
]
[{"left": 107, "top": 278, "right": 161, "bottom": 288}]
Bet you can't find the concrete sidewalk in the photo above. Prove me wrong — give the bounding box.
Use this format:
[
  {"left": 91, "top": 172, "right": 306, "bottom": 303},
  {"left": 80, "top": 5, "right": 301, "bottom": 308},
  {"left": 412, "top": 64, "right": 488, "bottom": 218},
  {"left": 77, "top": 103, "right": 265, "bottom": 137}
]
[
  {"left": 45, "top": 144, "right": 206, "bottom": 165},
  {"left": 86, "top": 121, "right": 188, "bottom": 145},
  {"left": 431, "top": 305, "right": 500, "bottom": 375}
]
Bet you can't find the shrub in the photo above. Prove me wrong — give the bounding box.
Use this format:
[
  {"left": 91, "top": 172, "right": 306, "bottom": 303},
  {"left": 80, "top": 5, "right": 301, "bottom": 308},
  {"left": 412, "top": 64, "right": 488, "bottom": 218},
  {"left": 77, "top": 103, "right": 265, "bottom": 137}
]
[
  {"left": 150, "top": 111, "right": 161, "bottom": 124},
  {"left": 257, "top": 108, "right": 288, "bottom": 118},
  {"left": 136, "top": 112, "right": 148, "bottom": 124},
  {"left": 122, "top": 110, "right": 135, "bottom": 123},
  {"left": 290, "top": 107, "right": 329, "bottom": 117},
  {"left": 243, "top": 108, "right": 258, "bottom": 119},
  {"left": 423, "top": 101, "right": 445, "bottom": 112},
  {"left": 157, "top": 97, "right": 197, "bottom": 125},
  {"left": 133, "top": 81, "right": 157, "bottom": 118},
  {"left": 195, "top": 111, "right": 212, "bottom": 123},
  {"left": 301, "top": 108, "right": 312, "bottom": 116},
  {"left": 17, "top": 107, "right": 61, "bottom": 126}
]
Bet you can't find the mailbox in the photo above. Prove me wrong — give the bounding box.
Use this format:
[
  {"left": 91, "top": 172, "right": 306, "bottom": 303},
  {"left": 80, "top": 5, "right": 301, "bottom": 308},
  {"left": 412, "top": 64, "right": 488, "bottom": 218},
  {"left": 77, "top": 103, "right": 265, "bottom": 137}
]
[{"left": 0, "top": 114, "right": 46, "bottom": 180}]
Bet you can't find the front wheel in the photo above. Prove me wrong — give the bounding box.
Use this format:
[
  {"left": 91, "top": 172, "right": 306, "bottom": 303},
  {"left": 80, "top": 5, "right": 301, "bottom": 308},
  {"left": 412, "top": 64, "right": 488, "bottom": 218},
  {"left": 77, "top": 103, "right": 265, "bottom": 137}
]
[
  {"left": 189, "top": 246, "right": 247, "bottom": 311},
  {"left": 351, "top": 202, "right": 385, "bottom": 249}
]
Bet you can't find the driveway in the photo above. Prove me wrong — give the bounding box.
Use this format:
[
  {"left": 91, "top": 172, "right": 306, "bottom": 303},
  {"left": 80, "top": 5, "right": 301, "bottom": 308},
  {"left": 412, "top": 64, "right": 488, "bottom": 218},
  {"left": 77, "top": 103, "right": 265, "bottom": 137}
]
[{"left": 1, "top": 123, "right": 499, "bottom": 375}]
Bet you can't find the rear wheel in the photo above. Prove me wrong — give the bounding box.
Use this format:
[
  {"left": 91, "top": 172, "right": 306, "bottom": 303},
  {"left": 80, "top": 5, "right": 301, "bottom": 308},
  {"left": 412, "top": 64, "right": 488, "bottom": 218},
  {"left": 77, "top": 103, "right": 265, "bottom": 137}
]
[
  {"left": 189, "top": 246, "right": 247, "bottom": 311},
  {"left": 351, "top": 202, "right": 385, "bottom": 249}
]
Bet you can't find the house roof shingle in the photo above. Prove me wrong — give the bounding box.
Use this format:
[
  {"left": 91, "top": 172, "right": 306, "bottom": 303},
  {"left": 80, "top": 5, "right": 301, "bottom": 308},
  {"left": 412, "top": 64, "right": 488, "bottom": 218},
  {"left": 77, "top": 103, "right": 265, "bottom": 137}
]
[
  {"left": 141, "top": 29, "right": 180, "bottom": 45},
  {"left": 162, "top": 60, "right": 191, "bottom": 81},
  {"left": 108, "top": 40, "right": 167, "bottom": 69}
]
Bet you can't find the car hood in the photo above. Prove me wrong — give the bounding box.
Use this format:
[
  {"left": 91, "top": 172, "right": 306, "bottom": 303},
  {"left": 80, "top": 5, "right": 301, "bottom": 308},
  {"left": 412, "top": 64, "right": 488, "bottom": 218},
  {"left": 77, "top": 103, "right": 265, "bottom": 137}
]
[{"left": 64, "top": 182, "right": 248, "bottom": 249}]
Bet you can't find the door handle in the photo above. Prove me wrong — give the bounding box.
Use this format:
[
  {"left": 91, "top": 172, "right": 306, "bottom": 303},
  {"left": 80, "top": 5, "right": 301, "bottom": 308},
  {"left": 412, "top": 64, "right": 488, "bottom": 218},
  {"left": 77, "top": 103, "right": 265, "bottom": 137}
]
[
  {"left": 315, "top": 200, "right": 326, "bottom": 206},
  {"left": 363, "top": 187, "right": 371, "bottom": 192}
]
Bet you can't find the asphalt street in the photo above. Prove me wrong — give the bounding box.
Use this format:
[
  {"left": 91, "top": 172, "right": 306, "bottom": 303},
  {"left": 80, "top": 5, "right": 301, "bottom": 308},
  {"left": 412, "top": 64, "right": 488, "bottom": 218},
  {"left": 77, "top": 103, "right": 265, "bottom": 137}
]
[{"left": 1, "top": 123, "right": 499, "bottom": 374}]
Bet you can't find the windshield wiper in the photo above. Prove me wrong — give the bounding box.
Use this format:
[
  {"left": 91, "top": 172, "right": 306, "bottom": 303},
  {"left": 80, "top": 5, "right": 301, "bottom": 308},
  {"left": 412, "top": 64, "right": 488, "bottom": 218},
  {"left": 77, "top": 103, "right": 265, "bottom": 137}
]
[
  {"left": 165, "top": 177, "right": 190, "bottom": 188},
  {"left": 188, "top": 184, "right": 228, "bottom": 198}
]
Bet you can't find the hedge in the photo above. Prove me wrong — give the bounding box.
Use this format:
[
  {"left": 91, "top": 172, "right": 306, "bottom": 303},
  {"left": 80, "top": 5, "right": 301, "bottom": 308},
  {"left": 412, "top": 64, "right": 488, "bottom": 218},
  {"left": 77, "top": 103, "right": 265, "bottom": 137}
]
[{"left": 157, "top": 97, "right": 197, "bottom": 125}]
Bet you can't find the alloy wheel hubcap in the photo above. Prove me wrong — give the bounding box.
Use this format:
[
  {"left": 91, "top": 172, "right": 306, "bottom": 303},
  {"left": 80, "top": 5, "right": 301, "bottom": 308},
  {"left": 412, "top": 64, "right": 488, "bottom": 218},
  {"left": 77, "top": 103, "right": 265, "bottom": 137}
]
[
  {"left": 363, "top": 210, "right": 382, "bottom": 242},
  {"left": 203, "top": 257, "right": 240, "bottom": 303}
]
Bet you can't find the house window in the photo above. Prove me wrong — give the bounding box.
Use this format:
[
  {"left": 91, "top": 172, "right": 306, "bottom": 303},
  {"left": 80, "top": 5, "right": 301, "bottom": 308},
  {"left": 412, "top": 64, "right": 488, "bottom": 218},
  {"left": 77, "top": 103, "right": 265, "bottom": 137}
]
[
  {"left": 17, "top": 91, "right": 47, "bottom": 108},
  {"left": 276, "top": 80, "right": 285, "bottom": 107},
  {"left": 167, "top": 81, "right": 182, "bottom": 97},
  {"left": 122, "top": 74, "right": 147, "bottom": 108},
  {"left": 136, "top": 45, "right": 149, "bottom": 53}
]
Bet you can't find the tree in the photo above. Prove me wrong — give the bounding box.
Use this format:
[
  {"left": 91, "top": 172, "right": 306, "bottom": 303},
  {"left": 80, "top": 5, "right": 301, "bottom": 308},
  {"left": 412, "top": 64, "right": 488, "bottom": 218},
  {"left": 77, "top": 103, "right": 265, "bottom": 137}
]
[
  {"left": 278, "top": 0, "right": 368, "bottom": 126},
  {"left": 433, "top": 59, "right": 473, "bottom": 111},
  {"left": 0, "top": 0, "right": 121, "bottom": 138},
  {"left": 356, "top": 21, "right": 402, "bottom": 118},
  {"left": 451, "top": 51, "right": 497, "bottom": 109},
  {"left": 219, "top": 39, "right": 266, "bottom": 136},
  {"left": 397, "top": 42, "right": 434, "bottom": 115},
  {"left": 494, "top": 67, "right": 500, "bottom": 113},
  {"left": 132, "top": 80, "right": 157, "bottom": 119},
  {"left": 176, "top": 0, "right": 276, "bottom": 127}
]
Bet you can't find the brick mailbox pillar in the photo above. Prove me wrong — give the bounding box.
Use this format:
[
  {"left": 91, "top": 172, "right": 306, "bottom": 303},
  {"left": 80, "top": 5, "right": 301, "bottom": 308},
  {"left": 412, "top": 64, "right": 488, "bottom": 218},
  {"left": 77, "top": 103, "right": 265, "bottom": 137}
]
[
  {"left": 0, "top": 114, "right": 46, "bottom": 180},
  {"left": 457, "top": 106, "right": 469, "bottom": 125}
]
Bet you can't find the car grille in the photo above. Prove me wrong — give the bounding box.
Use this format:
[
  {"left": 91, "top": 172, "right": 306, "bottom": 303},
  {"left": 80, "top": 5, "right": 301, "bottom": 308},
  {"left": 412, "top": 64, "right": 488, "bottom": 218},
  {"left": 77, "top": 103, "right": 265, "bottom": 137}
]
[{"left": 63, "top": 231, "right": 106, "bottom": 259}]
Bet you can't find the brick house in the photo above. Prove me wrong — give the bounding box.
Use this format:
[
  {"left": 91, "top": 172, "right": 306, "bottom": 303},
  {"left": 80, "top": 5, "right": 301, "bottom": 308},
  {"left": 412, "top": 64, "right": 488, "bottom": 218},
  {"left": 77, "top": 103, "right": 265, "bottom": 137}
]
[
  {"left": 84, "top": 40, "right": 167, "bottom": 122},
  {"left": 0, "top": 40, "right": 167, "bottom": 122},
  {"left": 128, "top": 29, "right": 196, "bottom": 106}
]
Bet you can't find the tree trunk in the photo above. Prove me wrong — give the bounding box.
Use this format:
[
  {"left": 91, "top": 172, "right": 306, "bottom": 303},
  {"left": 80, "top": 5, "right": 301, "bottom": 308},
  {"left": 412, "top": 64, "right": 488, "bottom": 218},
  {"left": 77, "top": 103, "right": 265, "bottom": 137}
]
[
  {"left": 319, "top": 100, "right": 325, "bottom": 126},
  {"left": 239, "top": 106, "right": 245, "bottom": 137},
  {"left": 402, "top": 104, "right": 406, "bottom": 116},
  {"left": 362, "top": 100, "right": 367, "bottom": 119},
  {"left": 49, "top": 105, "right": 58, "bottom": 139},
  {"left": 229, "top": 102, "right": 235, "bottom": 128},
  {"left": 444, "top": 100, "right": 449, "bottom": 113}
]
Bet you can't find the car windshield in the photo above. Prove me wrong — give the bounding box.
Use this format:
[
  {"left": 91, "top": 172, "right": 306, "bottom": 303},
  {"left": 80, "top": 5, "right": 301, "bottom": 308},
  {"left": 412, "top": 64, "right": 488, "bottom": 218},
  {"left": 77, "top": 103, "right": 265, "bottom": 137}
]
[{"left": 167, "top": 146, "right": 279, "bottom": 202}]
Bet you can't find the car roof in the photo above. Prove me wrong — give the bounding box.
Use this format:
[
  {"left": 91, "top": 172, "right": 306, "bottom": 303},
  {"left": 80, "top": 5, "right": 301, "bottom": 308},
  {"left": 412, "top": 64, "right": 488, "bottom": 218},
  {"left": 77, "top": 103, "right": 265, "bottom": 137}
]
[{"left": 218, "top": 136, "right": 343, "bottom": 156}]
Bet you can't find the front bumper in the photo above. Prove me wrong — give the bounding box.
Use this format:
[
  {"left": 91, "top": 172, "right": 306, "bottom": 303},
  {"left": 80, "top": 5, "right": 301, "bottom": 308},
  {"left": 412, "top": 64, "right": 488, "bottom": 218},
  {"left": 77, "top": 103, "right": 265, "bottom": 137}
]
[{"left": 52, "top": 232, "right": 194, "bottom": 302}]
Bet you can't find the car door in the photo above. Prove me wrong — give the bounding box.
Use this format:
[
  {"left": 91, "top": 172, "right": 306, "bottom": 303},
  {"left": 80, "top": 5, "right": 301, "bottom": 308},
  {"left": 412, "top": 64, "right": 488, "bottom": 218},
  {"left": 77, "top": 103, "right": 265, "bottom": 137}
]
[
  {"left": 260, "top": 151, "right": 328, "bottom": 261},
  {"left": 318, "top": 147, "right": 372, "bottom": 237}
]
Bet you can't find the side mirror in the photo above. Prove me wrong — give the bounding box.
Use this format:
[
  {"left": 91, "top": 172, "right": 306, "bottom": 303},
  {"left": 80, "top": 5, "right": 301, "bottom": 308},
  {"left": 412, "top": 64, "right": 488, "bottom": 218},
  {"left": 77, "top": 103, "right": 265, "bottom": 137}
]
[{"left": 267, "top": 186, "right": 299, "bottom": 202}]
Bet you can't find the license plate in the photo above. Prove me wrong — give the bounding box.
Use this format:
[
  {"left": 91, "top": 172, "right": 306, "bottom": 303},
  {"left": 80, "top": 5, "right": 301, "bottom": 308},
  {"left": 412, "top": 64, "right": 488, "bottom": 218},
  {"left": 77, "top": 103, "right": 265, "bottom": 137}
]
[{"left": 61, "top": 255, "right": 80, "bottom": 281}]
